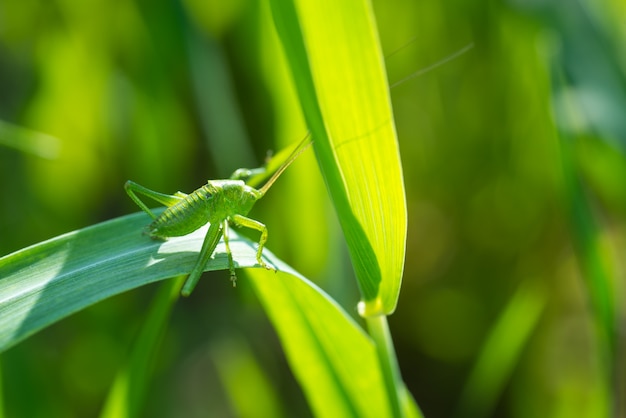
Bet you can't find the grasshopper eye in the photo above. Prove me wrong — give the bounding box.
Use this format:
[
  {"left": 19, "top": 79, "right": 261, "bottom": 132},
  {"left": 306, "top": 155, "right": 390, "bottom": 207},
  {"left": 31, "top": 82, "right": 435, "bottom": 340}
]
[
  {"left": 231, "top": 168, "right": 253, "bottom": 181},
  {"left": 231, "top": 167, "right": 268, "bottom": 182}
]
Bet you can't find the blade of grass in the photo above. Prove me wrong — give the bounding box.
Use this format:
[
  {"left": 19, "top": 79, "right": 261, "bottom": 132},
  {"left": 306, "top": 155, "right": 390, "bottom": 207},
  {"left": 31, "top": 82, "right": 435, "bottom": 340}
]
[
  {"left": 455, "top": 278, "right": 547, "bottom": 418},
  {"left": 0, "top": 195, "right": 406, "bottom": 417},
  {"left": 0, "top": 120, "right": 60, "bottom": 159},
  {"left": 186, "top": 26, "right": 257, "bottom": 175},
  {"left": 269, "top": 0, "right": 406, "bottom": 317},
  {"left": 248, "top": 266, "right": 395, "bottom": 418},
  {"left": 268, "top": 1, "right": 411, "bottom": 415},
  {"left": 0, "top": 211, "right": 262, "bottom": 352},
  {"left": 553, "top": 65, "right": 616, "bottom": 415}
]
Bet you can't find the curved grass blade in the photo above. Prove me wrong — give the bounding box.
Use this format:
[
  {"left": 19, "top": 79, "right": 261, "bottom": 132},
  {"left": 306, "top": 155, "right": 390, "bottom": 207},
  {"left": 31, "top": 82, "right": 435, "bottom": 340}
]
[
  {"left": 0, "top": 211, "right": 261, "bottom": 352},
  {"left": 0, "top": 210, "right": 407, "bottom": 417},
  {"left": 269, "top": 0, "right": 406, "bottom": 316},
  {"left": 0, "top": 120, "right": 60, "bottom": 159},
  {"left": 248, "top": 266, "right": 395, "bottom": 418},
  {"left": 455, "top": 278, "right": 547, "bottom": 418}
]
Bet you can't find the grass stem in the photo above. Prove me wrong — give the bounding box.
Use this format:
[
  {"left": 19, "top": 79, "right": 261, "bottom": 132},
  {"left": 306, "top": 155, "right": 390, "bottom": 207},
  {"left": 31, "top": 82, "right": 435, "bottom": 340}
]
[{"left": 366, "top": 315, "right": 403, "bottom": 418}]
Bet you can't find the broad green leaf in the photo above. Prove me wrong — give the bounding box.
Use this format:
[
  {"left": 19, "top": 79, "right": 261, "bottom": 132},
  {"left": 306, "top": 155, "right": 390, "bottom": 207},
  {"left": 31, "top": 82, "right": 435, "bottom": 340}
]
[
  {"left": 269, "top": 0, "right": 407, "bottom": 315},
  {"left": 0, "top": 211, "right": 260, "bottom": 352},
  {"left": 0, "top": 209, "right": 402, "bottom": 417}
]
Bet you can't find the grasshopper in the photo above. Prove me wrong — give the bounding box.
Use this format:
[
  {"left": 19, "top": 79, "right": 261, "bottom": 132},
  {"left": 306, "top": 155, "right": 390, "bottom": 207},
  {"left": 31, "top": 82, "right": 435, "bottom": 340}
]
[{"left": 125, "top": 135, "right": 311, "bottom": 296}]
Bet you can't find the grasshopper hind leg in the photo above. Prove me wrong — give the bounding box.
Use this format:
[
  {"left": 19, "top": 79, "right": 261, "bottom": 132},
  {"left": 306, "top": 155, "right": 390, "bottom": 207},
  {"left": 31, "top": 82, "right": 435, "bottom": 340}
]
[{"left": 124, "top": 181, "right": 185, "bottom": 219}]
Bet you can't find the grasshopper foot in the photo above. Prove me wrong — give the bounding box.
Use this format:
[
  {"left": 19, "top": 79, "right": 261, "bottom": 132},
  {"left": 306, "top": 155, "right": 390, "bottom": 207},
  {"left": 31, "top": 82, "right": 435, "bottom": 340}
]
[{"left": 257, "top": 258, "right": 277, "bottom": 273}]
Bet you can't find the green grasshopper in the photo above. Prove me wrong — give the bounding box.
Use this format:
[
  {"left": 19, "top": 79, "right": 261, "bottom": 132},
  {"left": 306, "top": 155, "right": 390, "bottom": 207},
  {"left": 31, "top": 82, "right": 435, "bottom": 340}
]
[{"left": 125, "top": 135, "right": 311, "bottom": 296}]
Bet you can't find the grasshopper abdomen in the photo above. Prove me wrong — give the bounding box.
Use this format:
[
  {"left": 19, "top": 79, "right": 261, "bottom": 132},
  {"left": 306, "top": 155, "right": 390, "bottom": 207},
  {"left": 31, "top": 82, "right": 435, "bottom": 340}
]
[{"left": 149, "top": 183, "right": 217, "bottom": 238}]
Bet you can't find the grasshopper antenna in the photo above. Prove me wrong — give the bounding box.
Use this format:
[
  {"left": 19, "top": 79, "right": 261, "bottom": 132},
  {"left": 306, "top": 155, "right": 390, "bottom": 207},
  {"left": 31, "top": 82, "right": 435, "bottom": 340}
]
[
  {"left": 257, "top": 42, "right": 472, "bottom": 195},
  {"left": 259, "top": 133, "right": 312, "bottom": 196},
  {"left": 385, "top": 35, "right": 420, "bottom": 59},
  {"left": 389, "top": 42, "right": 474, "bottom": 89}
]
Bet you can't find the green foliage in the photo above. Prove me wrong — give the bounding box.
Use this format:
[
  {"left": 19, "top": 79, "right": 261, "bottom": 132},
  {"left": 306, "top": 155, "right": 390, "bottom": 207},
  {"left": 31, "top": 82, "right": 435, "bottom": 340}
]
[
  {"left": 1, "top": 0, "right": 625, "bottom": 417},
  {"left": 269, "top": 0, "right": 406, "bottom": 316},
  {"left": 0, "top": 1, "right": 415, "bottom": 415},
  {"left": 0, "top": 210, "right": 305, "bottom": 352},
  {"left": 0, "top": 210, "right": 410, "bottom": 417}
]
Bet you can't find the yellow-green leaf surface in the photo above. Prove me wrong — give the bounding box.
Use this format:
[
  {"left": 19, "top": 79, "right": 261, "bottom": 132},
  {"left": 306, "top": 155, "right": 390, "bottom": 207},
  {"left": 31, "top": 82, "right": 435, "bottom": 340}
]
[
  {"left": 0, "top": 211, "right": 399, "bottom": 417},
  {"left": 270, "top": 0, "right": 407, "bottom": 315},
  {"left": 248, "top": 267, "right": 393, "bottom": 418}
]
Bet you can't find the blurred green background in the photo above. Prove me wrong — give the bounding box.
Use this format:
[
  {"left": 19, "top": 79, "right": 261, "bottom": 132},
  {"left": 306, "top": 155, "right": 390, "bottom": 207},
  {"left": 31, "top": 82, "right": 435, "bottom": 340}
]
[{"left": 1, "top": 0, "right": 625, "bottom": 417}]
